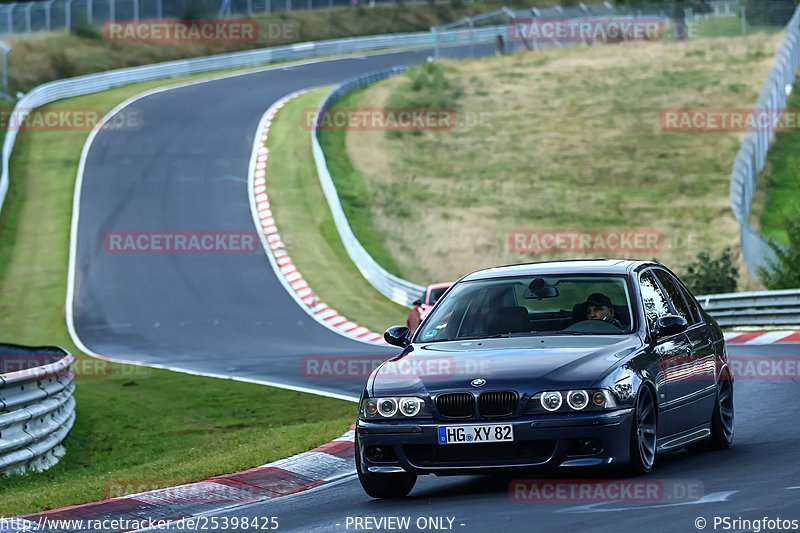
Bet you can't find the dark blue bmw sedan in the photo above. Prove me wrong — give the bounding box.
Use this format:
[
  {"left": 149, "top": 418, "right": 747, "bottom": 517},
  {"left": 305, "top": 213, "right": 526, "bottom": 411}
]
[{"left": 355, "top": 260, "right": 734, "bottom": 498}]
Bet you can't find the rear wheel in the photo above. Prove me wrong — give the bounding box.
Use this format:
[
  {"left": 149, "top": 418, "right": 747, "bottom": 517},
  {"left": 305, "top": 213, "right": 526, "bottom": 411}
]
[
  {"left": 627, "top": 385, "right": 657, "bottom": 475},
  {"left": 707, "top": 371, "right": 734, "bottom": 450},
  {"left": 355, "top": 442, "right": 417, "bottom": 499}
]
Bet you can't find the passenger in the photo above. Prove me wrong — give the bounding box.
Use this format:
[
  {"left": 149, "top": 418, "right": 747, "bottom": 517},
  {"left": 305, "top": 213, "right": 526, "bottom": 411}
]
[{"left": 584, "top": 293, "right": 623, "bottom": 329}]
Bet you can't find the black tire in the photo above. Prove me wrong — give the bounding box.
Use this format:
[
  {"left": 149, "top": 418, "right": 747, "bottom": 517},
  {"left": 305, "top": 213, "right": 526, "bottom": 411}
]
[
  {"left": 626, "top": 385, "right": 657, "bottom": 475},
  {"left": 707, "top": 370, "right": 734, "bottom": 450},
  {"left": 355, "top": 442, "right": 417, "bottom": 499}
]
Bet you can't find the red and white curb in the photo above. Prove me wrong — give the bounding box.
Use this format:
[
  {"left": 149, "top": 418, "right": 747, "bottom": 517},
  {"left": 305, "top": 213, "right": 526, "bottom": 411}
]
[
  {"left": 724, "top": 331, "right": 800, "bottom": 345},
  {"left": 249, "top": 90, "right": 385, "bottom": 345},
  {"left": 14, "top": 430, "right": 356, "bottom": 531}
]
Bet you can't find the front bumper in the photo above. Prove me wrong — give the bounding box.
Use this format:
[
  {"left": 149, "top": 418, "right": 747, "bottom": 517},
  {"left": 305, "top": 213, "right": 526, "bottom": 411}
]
[{"left": 356, "top": 408, "right": 634, "bottom": 475}]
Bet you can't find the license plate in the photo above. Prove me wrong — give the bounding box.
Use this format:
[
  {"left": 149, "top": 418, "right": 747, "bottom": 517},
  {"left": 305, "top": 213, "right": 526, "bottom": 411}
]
[{"left": 437, "top": 424, "right": 514, "bottom": 445}]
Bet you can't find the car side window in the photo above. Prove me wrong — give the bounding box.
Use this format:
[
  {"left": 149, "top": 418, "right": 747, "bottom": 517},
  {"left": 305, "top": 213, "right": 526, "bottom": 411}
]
[
  {"left": 677, "top": 283, "right": 703, "bottom": 324},
  {"left": 639, "top": 272, "right": 671, "bottom": 330},
  {"left": 654, "top": 270, "right": 695, "bottom": 326}
]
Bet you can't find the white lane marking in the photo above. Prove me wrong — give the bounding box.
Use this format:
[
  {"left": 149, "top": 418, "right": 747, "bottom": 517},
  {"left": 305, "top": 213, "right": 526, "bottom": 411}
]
[
  {"left": 557, "top": 491, "right": 737, "bottom": 513},
  {"left": 744, "top": 331, "right": 796, "bottom": 345}
]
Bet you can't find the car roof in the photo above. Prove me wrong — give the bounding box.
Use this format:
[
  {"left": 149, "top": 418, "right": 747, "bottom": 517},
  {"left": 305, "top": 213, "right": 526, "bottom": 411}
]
[
  {"left": 427, "top": 282, "right": 453, "bottom": 290},
  {"left": 460, "top": 259, "right": 653, "bottom": 282}
]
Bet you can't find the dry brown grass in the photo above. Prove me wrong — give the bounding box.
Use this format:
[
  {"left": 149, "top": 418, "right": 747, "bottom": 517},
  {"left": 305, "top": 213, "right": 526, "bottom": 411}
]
[{"left": 343, "top": 33, "right": 782, "bottom": 287}]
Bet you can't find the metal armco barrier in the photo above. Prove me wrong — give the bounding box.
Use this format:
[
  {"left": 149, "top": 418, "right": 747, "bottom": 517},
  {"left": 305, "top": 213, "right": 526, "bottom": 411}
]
[
  {"left": 729, "top": 4, "right": 800, "bottom": 279},
  {"left": 0, "top": 345, "right": 75, "bottom": 476},
  {"left": 699, "top": 289, "right": 800, "bottom": 327},
  {"left": 311, "top": 66, "right": 426, "bottom": 307}
]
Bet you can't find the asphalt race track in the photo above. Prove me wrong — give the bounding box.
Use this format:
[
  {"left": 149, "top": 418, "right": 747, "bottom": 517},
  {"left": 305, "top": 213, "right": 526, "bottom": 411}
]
[
  {"left": 69, "top": 44, "right": 800, "bottom": 531},
  {"left": 71, "top": 44, "right": 492, "bottom": 399}
]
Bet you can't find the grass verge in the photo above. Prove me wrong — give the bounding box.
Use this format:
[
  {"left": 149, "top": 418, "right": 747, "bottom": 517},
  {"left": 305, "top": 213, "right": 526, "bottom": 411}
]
[
  {"left": 0, "top": 72, "right": 356, "bottom": 516},
  {"left": 324, "top": 33, "right": 782, "bottom": 287},
  {"left": 753, "top": 87, "right": 800, "bottom": 247},
  {"left": 266, "top": 88, "right": 408, "bottom": 332}
]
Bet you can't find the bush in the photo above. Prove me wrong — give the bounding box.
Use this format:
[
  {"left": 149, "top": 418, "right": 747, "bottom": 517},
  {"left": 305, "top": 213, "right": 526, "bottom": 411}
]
[
  {"left": 759, "top": 216, "right": 800, "bottom": 289},
  {"left": 69, "top": 21, "right": 102, "bottom": 40},
  {"left": 682, "top": 248, "right": 738, "bottom": 295}
]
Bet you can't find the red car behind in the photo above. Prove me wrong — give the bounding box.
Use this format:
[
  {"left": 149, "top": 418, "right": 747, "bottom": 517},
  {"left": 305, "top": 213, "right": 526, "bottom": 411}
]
[{"left": 406, "top": 282, "right": 452, "bottom": 332}]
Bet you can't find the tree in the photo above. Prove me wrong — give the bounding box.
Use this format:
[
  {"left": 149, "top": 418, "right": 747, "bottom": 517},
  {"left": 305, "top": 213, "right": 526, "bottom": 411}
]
[
  {"left": 682, "top": 248, "right": 738, "bottom": 295},
  {"left": 760, "top": 217, "right": 800, "bottom": 289}
]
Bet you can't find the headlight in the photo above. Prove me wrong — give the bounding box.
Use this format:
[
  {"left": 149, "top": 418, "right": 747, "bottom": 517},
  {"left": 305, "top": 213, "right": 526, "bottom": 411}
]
[
  {"left": 378, "top": 398, "right": 398, "bottom": 418},
  {"left": 527, "top": 389, "right": 618, "bottom": 414},
  {"left": 399, "top": 397, "right": 422, "bottom": 417},
  {"left": 540, "top": 391, "right": 563, "bottom": 412},
  {"left": 567, "top": 390, "right": 589, "bottom": 410},
  {"left": 360, "top": 396, "right": 431, "bottom": 419}
]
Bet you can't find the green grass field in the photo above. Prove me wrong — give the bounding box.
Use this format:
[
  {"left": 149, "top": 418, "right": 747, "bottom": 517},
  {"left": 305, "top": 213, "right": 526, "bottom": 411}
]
[
  {"left": 325, "top": 33, "right": 782, "bottom": 288},
  {"left": 0, "top": 74, "right": 357, "bottom": 516},
  {"left": 266, "top": 89, "right": 408, "bottom": 332}
]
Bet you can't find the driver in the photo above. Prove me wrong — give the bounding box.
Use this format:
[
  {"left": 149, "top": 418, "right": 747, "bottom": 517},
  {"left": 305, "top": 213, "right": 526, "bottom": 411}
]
[{"left": 584, "top": 293, "right": 623, "bottom": 329}]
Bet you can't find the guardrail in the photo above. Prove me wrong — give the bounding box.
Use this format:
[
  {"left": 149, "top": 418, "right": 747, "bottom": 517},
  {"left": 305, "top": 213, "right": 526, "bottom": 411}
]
[
  {"left": 311, "top": 66, "right": 427, "bottom": 307},
  {"left": 699, "top": 289, "right": 800, "bottom": 327},
  {"left": 0, "top": 25, "right": 511, "bottom": 221},
  {"left": 729, "top": 4, "right": 800, "bottom": 279},
  {"left": 0, "top": 345, "right": 75, "bottom": 476}
]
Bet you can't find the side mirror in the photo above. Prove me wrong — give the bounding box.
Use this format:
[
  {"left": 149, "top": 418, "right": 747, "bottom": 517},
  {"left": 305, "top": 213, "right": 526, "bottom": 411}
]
[
  {"left": 655, "top": 315, "right": 688, "bottom": 338},
  {"left": 384, "top": 325, "right": 411, "bottom": 347},
  {"left": 412, "top": 299, "right": 423, "bottom": 307}
]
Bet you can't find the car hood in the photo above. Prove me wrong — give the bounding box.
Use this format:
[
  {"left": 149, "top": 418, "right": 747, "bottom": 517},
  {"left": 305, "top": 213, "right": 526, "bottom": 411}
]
[{"left": 369, "top": 335, "right": 642, "bottom": 397}]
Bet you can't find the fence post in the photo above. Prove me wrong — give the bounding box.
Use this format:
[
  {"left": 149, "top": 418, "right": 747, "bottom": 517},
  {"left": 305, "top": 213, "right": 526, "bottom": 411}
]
[
  {"left": 65, "top": 0, "right": 73, "bottom": 29},
  {"left": 45, "top": 0, "right": 54, "bottom": 30},
  {"left": 109, "top": 0, "right": 114, "bottom": 23},
  {"left": 6, "top": 4, "right": 15, "bottom": 35},
  {"left": 24, "top": 2, "right": 32, "bottom": 33},
  {"left": 265, "top": 0, "right": 270, "bottom": 14},
  {"left": 156, "top": 0, "right": 163, "bottom": 19},
  {"left": 0, "top": 41, "right": 10, "bottom": 98},
  {"left": 741, "top": 4, "right": 746, "bottom": 36},
  {"left": 286, "top": 0, "right": 291, "bottom": 12},
  {"left": 133, "top": 0, "right": 139, "bottom": 21},
  {"left": 87, "top": 0, "right": 93, "bottom": 25}
]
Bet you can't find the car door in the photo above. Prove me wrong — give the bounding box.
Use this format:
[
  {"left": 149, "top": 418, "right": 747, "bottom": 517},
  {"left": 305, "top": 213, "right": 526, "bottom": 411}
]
[
  {"left": 639, "top": 270, "right": 693, "bottom": 438},
  {"left": 653, "top": 268, "right": 715, "bottom": 431}
]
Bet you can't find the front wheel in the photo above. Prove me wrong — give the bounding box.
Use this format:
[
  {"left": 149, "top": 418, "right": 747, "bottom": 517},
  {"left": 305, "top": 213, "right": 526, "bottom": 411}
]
[
  {"left": 707, "top": 371, "right": 734, "bottom": 450},
  {"left": 626, "top": 385, "right": 657, "bottom": 475},
  {"left": 355, "top": 442, "right": 417, "bottom": 499}
]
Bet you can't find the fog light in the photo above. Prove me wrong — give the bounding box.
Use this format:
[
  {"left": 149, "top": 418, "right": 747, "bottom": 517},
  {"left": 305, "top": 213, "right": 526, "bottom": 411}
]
[
  {"left": 579, "top": 438, "right": 603, "bottom": 455},
  {"left": 366, "top": 447, "right": 385, "bottom": 462}
]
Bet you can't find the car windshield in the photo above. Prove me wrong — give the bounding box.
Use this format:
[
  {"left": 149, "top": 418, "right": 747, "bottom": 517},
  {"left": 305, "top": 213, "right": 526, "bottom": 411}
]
[{"left": 415, "top": 274, "right": 634, "bottom": 343}]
